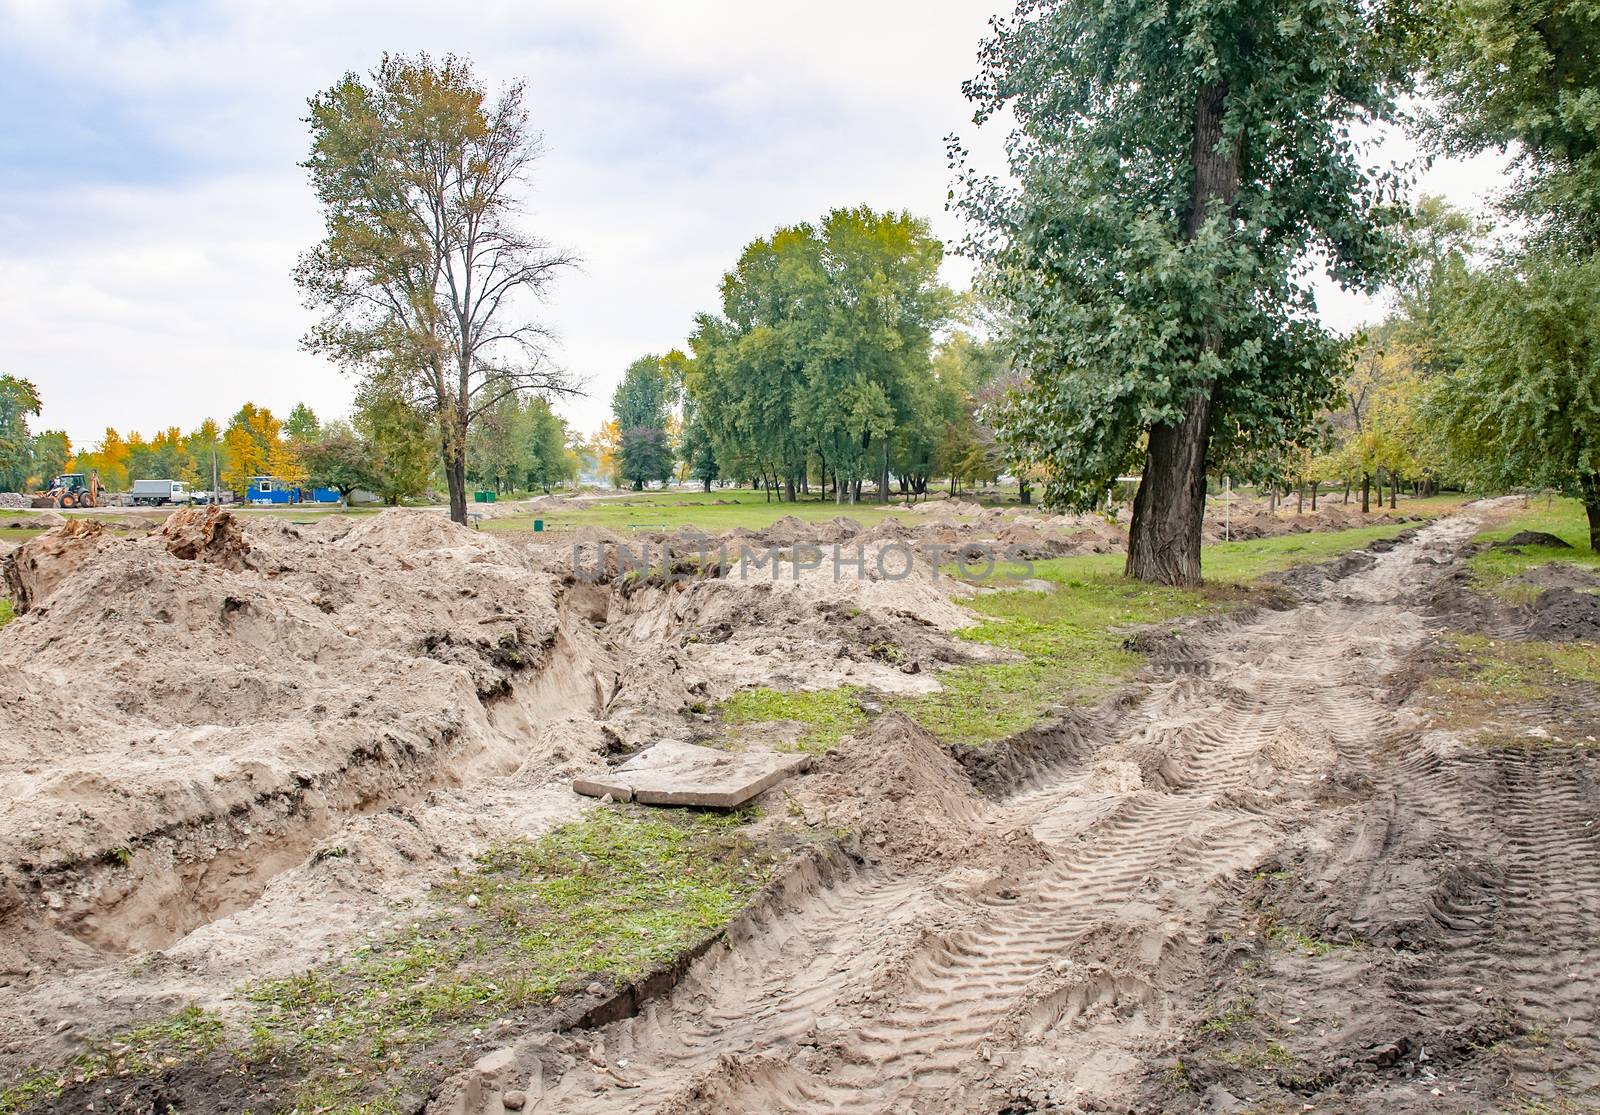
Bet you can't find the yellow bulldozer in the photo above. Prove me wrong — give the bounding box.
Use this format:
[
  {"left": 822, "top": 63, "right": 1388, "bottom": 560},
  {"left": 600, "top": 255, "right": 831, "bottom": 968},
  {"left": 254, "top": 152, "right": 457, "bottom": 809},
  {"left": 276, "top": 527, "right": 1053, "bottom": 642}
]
[{"left": 33, "top": 470, "right": 103, "bottom": 509}]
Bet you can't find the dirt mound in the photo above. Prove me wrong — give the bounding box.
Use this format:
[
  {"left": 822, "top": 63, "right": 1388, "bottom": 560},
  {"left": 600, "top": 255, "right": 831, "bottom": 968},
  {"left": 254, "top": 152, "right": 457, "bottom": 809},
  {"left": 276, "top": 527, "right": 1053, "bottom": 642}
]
[
  {"left": 159, "top": 506, "right": 252, "bottom": 570},
  {"left": 996, "top": 520, "right": 1073, "bottom": 560},
  {"left": 1493, "top": 530, "right": 1572, "bottom": 550},
  {"left": 801, "top": 713, "right": 984, "bottom": 866},
  {"left": 1507, "top": 561, "right": 1600, "bottom": 594},
  {"left": 1, "top": 519, "right": 111, "bottom": 614},
  {"left": 1526, "top": 586, "right": 1600, "bottom": 640}
]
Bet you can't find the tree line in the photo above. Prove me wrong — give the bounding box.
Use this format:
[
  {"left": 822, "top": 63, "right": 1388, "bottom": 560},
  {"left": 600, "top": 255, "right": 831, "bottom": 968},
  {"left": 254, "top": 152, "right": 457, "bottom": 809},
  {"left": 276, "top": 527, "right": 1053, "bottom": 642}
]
[
  {"left": 0, "top": 382, "right": 581, "bottom": 505},
  {"left": 601, "top": 208, "right": 1016, "bottom": 504}
]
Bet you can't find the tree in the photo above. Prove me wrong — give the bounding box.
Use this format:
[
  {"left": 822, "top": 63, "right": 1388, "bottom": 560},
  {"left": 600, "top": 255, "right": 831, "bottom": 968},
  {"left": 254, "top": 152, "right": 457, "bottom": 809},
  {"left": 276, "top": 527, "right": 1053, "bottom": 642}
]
[
  {"left": 611, "top": 355, "right": 675, "bottom": 490},
  {"left": 285, "top": 403, "right": 321, "bottom": 445},
  {"left": 685, "top": 208, "right": 950, "bottom": 503},
  {"left": 354, "top": 390, "right": 436, "bottom": 505},
  {"left": 29, "top": 431, "right": 71, "bottom": 489},
  {"left": 1426, "top": 252, "right": 1600, "bottom": 548},
  {"left": 221, "top": 425, "right": 263, "bottom": 496},
  {"left": 619, "top": 426, "right": 674, "bottom": 490},
  {"left": 956, "top": 0, "right": 1411, "bottom": 584},
  {"left": 297, "top": 52, "right": 580, "bottom": 526},
  {"left": 1419, "top": 0, "right": 1600, "bottom": 247},
  {"left": 589, "top": 420, "right": 622, "bottom": 488},
  {"left": 73, "top": 428, "right": 131, "bottom": 491},
  {"left": 0, "top": 375, "right": 42, "bottom": 492},
  {"left": 302, "top": 422, "right": 371, "bottom": 504}
]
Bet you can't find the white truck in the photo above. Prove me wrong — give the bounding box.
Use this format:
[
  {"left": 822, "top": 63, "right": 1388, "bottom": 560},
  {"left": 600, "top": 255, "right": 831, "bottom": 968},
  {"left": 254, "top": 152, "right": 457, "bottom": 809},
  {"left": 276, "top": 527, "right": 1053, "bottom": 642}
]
[{"left": 130, "top": 479, "right": 191, "bottom": 506}]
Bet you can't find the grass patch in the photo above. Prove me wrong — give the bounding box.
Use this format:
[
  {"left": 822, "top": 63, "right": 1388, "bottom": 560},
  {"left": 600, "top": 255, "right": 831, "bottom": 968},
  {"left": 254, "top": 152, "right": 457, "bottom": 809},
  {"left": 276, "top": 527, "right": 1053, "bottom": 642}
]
[
  {"left": 0, "top": 1007, "right": 226, "bottom": 1115},
  {"left": 1266, "top": 925, "right": 1360, "bottom": 958},
  {"left": 0, "top": 599, "right": 12, "bottom": 630},
  {"left": 3, "top": 808, "right": 780, "bottom": 1114},
  {"left": 481, "top": 487, "right": 993, "bottom": 536},
  {"left": 1469, "top": 496, "right": 1600, "bottom": 601},
  {"left": 1421, "top": 633, "right": 1600, "bottom": 735},
  {"left": 721, "top": 687, "right": 868, "bottom": 752},
  {"left": 899, "top": 523, "right": 1418, "bottom": 745}
]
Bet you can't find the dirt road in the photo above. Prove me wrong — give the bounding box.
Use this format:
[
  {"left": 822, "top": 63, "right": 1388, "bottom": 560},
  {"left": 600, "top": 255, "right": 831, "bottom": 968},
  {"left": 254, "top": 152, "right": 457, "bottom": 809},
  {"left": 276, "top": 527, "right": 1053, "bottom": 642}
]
[{"left": 490, "top": 511, "right": 1599, "bottom": 1113}]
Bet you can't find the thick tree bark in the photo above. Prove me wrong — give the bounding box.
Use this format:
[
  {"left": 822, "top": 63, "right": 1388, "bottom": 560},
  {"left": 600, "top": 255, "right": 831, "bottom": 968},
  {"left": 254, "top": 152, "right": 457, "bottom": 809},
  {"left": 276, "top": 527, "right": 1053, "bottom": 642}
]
[
  {"left": 442, "top": 408, "right": 468, "bottom": 526},
  {"left": 1361, "top": 474, "right": 1371, "bottom": 513},
  {"left": 879, "top": 439, "right": 891, "bottom": 504},
  {"left": 1582, "top": 474, "right": 1600, "bottom": 552},
  {"left": 1019, "top": 476, "right": 1031, "bottom": 506},
  {"left": 1126, "top": 389, "right": 1213, "bottom": 586},
  {"left": 1126, "top": 81, "right": 1241, "bottom": 586}
]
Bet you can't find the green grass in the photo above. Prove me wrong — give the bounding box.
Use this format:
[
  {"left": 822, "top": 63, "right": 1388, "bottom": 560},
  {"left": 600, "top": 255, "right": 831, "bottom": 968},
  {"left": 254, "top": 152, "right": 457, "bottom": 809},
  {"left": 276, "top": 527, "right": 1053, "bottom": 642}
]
[
  {"left": 0, "top": 527, "right": 43, "bottom": 542},
  {"left": 898, "top": 522, "right": 1418, "bottom": 745},
  {"left": 722, "top": 687, "right": 869, "bottom": 752},
  {"left": 2, "top": 808, "right": 781, "bottom": 1115},
  {"left": 1422, "top": 634, "right": 1600, "bottom": 735},
  {"left": 0, "top": 599, "right": 11, "bottom": 630},
  {"left": 0, "top": 1007, "right": 226, "bottom": 1115},
  {"left": 481, "top": 487, "right": 993, "bottom": 535},
  {"left": 1469, "top": 496, "right": 1600, "bottom": 601}
]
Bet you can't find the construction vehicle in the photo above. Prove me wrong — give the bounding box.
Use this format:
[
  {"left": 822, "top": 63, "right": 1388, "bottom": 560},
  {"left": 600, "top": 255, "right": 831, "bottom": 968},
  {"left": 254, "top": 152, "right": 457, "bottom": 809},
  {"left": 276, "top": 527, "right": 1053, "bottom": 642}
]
[{"left": 33, "top": 470, "right": 103, "bottom": 509}]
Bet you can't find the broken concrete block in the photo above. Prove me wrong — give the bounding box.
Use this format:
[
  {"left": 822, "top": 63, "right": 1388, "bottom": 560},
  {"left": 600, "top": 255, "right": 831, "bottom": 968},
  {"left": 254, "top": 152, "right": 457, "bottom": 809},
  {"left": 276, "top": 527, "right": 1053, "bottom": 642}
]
[{"left": 573, "top": 741, "right": 811, "bottom": 808}]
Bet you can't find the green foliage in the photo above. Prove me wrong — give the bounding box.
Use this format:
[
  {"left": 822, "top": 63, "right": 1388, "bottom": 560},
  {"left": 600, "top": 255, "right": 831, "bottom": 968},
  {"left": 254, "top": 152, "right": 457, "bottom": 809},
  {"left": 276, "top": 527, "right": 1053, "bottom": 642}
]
[
  {"left": 284, "top": 402, "right": 321, "bottom": 446},
  {"left": 468, "top": 392, "right": 574, "bottom": 494},
  {"left": 301, "top": 422, "right": 371, "bottom": 500},
  {"left": 0, "top": 375, "right": 42, "bottom": 493},
  {"left": 0, "top": 1007, "right": 225, "bottom": 1114},
  {"left": 721, "top": 688, "right": 868, "bottom": 752},
  {"left": 955, "top": 0, "right": 1411, "bottom": 512},
  {"left": 353, "top": 391, "right": 436, "bottom": 505},
  {"left": 619, "top": 425, "right": 675, "bottom": 490},
  {"left": 27, "top": 430, "right": 70, "bottom": 491},
  {"left": 296, "top": 52, "right": 577, "bottom": 521},
  {"left": 1419, "top": 0, "right": 1600, "bottom": 244},
  {"left": 686, "top": 206, "right": 951, "bottom": 501},
  {"left": 1424, "top": 251, "right": 1600, "bottom": 543}
]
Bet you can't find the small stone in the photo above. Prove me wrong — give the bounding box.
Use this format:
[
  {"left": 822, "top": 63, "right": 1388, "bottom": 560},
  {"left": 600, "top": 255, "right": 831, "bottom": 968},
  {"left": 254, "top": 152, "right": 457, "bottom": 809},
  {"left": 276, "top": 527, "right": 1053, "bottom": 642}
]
[
  {"left": 502, "top": 1090, "right": 527, "bottom": 1111},
  {"left": 586, "top": 981, "right": 604, "bottom": 996},
  {"left": 599, "top": 793, "right": 614, "bottom": 805},
  {"left": 466, "top": 893, "right": 481, "bottom": 909}
]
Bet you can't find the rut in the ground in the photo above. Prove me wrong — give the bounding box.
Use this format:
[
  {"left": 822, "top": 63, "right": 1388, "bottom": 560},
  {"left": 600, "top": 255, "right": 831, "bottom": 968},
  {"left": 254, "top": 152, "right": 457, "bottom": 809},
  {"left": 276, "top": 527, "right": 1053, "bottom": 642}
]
[{"left": 504, "top": 519, "right": 1484, "bottom": 1114}]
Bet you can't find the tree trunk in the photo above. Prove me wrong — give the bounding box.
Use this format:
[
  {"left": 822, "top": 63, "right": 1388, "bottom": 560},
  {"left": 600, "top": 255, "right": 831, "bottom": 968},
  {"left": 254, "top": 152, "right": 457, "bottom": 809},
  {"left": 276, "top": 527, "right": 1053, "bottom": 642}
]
[
  {"left": 1296, "top": 485, "right": 1303, "bottom": 514},
  {"left": 1361, "top": 474, "right": 1371, "bottom": 513},
  {"left": 1126, "top": 80, "right": 1240, "bottom": 587},
  {"left": 1390, "top": 475, "right": 1397, "bottom": 509},
  {"left": 1126, "top": 388, "right": 1213, "bottom": 587},
  {"left": 1019, "top": 475, "right": 1031, "bottom": 506},
  {"left": 879, "top": 439, "right": 890, "bottom": 504},
  {"left": 443, "top": 429, "right": 468, "bottom": 525},
  {"left": 1311, "top": 481, "right": 1319, "bottom": 511},
  {"left": 1581, "top": 474, "right": 1600, "bottom": 552},
  {"left": 1343, "top": 479, "right": 1350, "bottom": 505}
]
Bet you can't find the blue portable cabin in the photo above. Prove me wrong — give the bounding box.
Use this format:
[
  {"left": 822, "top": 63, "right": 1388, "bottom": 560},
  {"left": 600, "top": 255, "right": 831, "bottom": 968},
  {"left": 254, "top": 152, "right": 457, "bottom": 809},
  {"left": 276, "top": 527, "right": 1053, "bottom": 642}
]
[
  {"left": 310, "top": 487, "right": 342, "bottom": 504},
  {"left": 246, "top": 476, "right": 295, "bottom": 505}
]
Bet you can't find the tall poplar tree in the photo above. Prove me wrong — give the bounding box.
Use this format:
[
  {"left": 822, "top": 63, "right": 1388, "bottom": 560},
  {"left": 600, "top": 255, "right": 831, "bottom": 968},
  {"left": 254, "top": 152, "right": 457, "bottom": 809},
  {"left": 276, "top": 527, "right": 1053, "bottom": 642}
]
[{"left": 956, "top": 0, "right": 1412, "bottom": 584}]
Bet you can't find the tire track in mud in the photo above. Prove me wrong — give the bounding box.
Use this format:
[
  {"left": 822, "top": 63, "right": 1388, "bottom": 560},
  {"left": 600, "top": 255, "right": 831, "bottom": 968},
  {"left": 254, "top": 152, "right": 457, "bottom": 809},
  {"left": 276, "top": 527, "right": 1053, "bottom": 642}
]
[{"left": 513, "top": 519, "right": 1483, "bottom": 1114}]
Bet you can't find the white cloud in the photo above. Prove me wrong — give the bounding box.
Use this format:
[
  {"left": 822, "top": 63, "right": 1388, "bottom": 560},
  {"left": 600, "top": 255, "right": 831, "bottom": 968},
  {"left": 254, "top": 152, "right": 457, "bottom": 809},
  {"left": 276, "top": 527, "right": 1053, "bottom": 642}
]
[{"left": 0, "top": 0, "right": 1511, "bottom": 449}]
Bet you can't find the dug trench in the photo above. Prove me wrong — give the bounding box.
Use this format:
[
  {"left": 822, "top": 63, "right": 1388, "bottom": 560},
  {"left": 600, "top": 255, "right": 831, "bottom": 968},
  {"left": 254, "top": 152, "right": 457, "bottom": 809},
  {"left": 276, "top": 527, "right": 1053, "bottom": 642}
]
[
  {"left": 0, "top": 504, "right": 1013, "bottom": 1097},
  {"left": 419, "top": 505, "right": 1600, "bottom": 1114},
  {"left": 1, "top": 501, "right": 1562, "bottom": 1112}
]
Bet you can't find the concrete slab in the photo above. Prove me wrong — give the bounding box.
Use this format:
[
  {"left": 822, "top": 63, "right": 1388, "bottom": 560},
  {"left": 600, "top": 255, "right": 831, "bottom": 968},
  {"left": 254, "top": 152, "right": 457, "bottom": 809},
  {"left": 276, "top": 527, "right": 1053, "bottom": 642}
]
[{"left": 573, "top": 741, "right": 812, "bottom": 808}]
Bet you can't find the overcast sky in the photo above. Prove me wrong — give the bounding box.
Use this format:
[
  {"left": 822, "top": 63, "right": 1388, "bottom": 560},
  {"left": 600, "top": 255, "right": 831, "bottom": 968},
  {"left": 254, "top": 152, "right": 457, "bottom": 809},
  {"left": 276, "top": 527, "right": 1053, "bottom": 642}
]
[{"left": 3, "top": 0, "right": 1511, "bottom": 451}]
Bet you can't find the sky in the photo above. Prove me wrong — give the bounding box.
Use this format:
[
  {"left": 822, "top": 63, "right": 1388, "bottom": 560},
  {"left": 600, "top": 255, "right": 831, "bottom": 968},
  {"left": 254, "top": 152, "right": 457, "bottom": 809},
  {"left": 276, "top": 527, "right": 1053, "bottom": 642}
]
[{"left": 2, "top": 0, "right": 1511, "bottom": 452}]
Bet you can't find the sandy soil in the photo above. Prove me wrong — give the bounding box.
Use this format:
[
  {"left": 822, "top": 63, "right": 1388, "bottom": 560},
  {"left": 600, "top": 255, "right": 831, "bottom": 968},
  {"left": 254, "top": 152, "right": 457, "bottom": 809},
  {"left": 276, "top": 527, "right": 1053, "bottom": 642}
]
[
  {"left": 419, "top": 507, "right": 1600, "bottom": 1114},
  {"left": 0, "top": 497, "right": 1496, "bottom": 1110}
]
